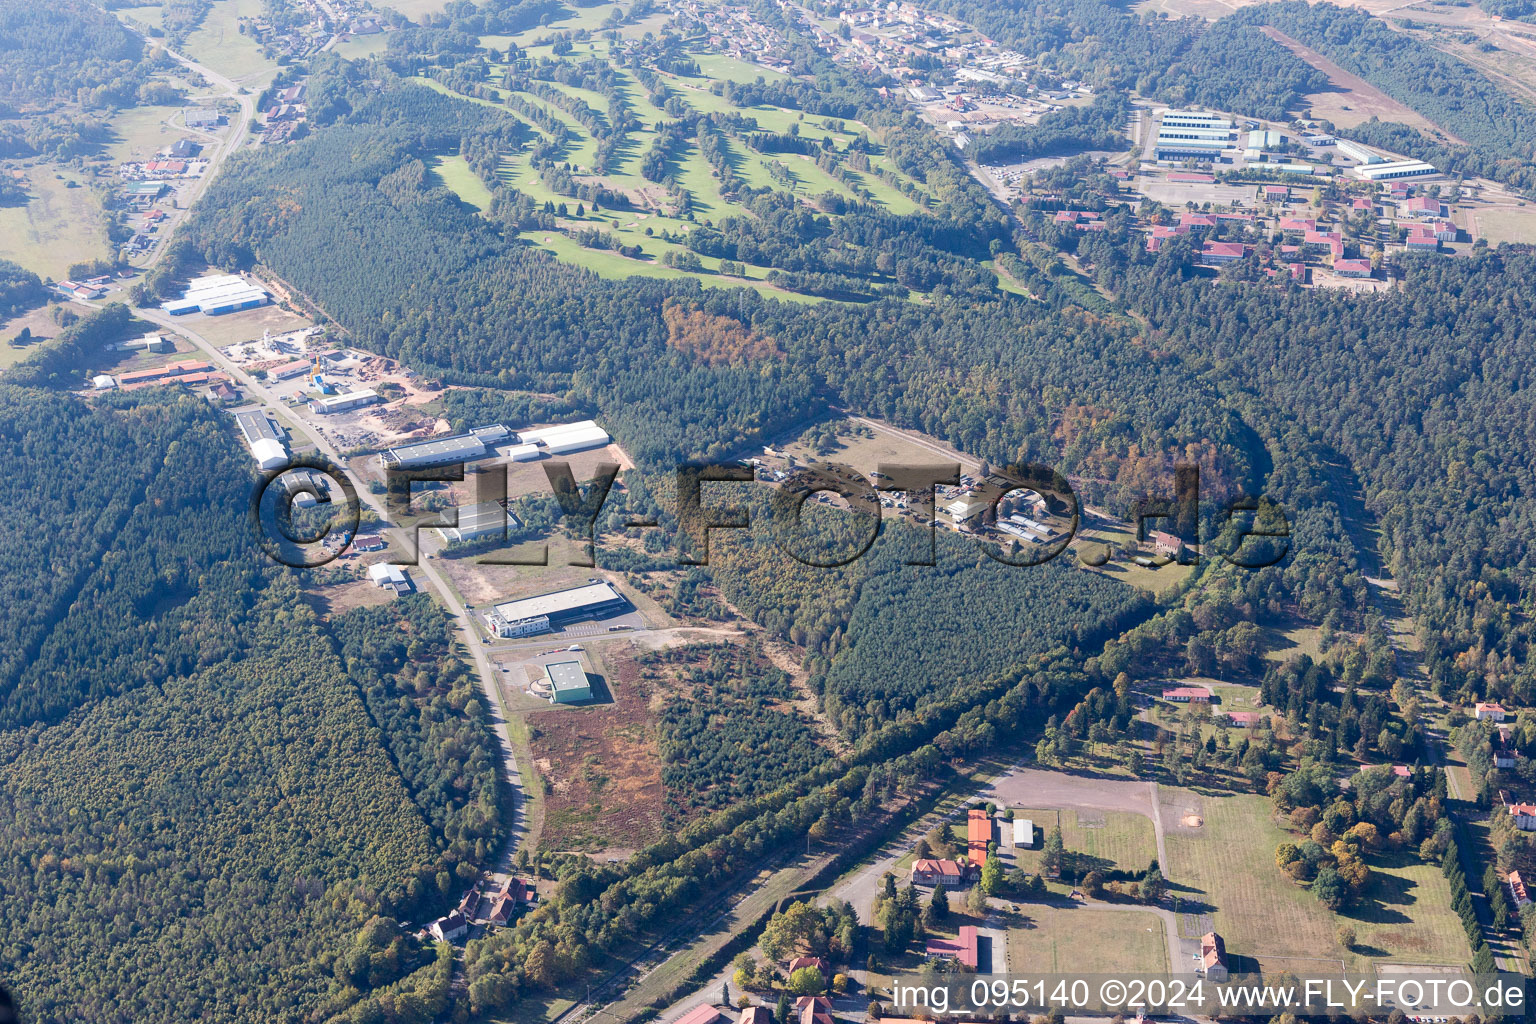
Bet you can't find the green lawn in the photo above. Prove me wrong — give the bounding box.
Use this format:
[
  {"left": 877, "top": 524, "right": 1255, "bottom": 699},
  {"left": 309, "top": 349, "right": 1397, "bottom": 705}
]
[
  {"left": 1161, "top": 790, "right": 1472, "bottom": 969},
  {"left": 1006, "top": 904, "right": 1168, "bottom": 974},
  {"left": 183, "top": 0, "right": 278, "bottom": 83},
  {"left": 0, "top": 169, "right": 109, "bottom": 279},
  {"left": 1010, "top": 808, "right": 1158, "bottom": 877},
  {"left": 432, "top": 155, "right": 495, "bottom": 211}
]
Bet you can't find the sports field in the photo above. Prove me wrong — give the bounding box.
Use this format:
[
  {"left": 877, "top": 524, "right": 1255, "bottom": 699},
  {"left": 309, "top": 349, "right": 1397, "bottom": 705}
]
[
  {"left": 1011, "top": 808, "right": 1158, "bottom": 877},
  {"left": 1006, "top": 903, "right": 1168, "bottom": 973},
  {"left": 1160, "top": 789, "right": 1472, "bottom": 968}
]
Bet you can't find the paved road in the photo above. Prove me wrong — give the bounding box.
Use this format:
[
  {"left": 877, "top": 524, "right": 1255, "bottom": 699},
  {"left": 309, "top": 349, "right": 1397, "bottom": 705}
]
[{"left": 113, "top": 27, "right": 258, "bottom": 270}]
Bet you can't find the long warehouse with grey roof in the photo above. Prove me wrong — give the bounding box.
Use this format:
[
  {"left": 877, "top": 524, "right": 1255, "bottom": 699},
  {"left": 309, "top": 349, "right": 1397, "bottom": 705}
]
[
  {"left": 381, "top": 424, "right": 512, "bottom": 470},
  {"left": 487, "top": 580, "right": 628, "bottom": 637}
]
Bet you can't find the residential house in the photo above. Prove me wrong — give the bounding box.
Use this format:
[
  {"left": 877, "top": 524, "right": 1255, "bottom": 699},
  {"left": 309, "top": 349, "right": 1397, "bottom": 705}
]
[
  {"left": 740, "top": 1008, "right": 773, "bottom": 1024},
  {"left": 1151, "top": 530, "right": 1185, "bottom": 558},
  {"left": 1477, "top": 702, "right": 1508, "bottom": 722},
  {"left": 1200, "top": 931, "right": 1229, "bottom": 982},
  {"left": 428, "top": 911, "right": 468, "bottom": 942},
  {"left": 797, "top": 996, "right": 834, "bottom": 1024},
  {"left": 910, "top": 858, "right": 966, "bottom": 887},
  {"left": 1511, "top": 871, "right": 1531, "bottom": 908},
  {"left": 785, "top": 956, "right": 828, "bottom": 976}
]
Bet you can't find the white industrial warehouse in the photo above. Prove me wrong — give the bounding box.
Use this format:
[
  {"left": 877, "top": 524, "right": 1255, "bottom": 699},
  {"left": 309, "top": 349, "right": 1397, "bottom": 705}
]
[
  {"left": 517, "top": 420, "right": 610, "bottom": 454},
  {"left": 235, "top": 410, "right": 288, "bottom": 470},
  {"left": 163, "top": 274, "right": 271, "bottom": 316}
]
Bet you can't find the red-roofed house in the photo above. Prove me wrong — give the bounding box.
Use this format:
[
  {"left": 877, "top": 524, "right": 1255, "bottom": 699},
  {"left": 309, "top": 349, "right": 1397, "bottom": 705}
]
[
  {"left": 910, "top": 858, "right": 966, "bottom": 887},
  {"left": 1477, "top": 702, "right": 1508, "bottom": 722},
  {"left": 786, "top": 956, "right": 827, "bottom": 976},
  {"left": 1404, "top": 196, "right": 1443, "bottom": 218},
  {"left": 1278, "top": 217, "right": 1316, "bottom": 232},
  {"left": 1511, "top": 871, "right": 1531, "bottom": 908},
  {"left": 1263, "top": 185, "right": 1290, "bottom": 201},
  {"left": 926, "top": 926, "right": 979, "bottom": 969},
  {"left": 797, "top": 996, "right": 834, "bottom": 1024},
  {"left": 740, "top": 1008, "right": 773, "bottom": 1024},
  {"left": 1504, "top": 791, "right": 1536, "bottom": 830},
  {"left": 1288, "top": 262, "right": 1306, "bottom": 282},
  {"left": 1404, "top": 232, "right": 1439, "bottom": 251},
  {"left": 1200, "top": 932, "right": 1229, "bottom": 981},
  {"left": 1303, "top": 229, "right": 1340, "bottom": 249},
  {"left": 1333, "top": 259, "right": 1371, "bottom": 278},
  {"left": 1163, "top": 686, "right": 1212, "bottom": 704},
  {"left": 1224, "top": 711, "right": 1263, "bottom": 726},
  {"left": 675, "top": 1005, "right": 725, "bottom": 1024},
  {"left": 1201, "top": 241, "right": 1247, "bottom": 264},
  {"left": 1180, "top": 212, "right": 1217, "bottom": 228},
  {"left": 1392, "top": 765, "right": 1412, "bottom": 778},
  {"left": 1429, "top": 220, "right": 1457, "bottom": 242}
]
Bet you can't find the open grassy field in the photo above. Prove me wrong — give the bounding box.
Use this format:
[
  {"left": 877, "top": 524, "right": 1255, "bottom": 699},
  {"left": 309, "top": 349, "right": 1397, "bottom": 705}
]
[
  {"left": 432, "top": 155, "right": 495, "bottom": 211},
  {"left": 105, "top": 104, "right": 195, "bottom": 166},
  {"left": 1073, "top": 517, "right": 1195, "bottom": 597},
  {"left": 183, "top": 0, "right": 279, "bottom": 84},
  {"left": 1161, "top": 789, "right": 1472, "bottom": 969},
  {"left": 371, "top": 0, "right": 451, "bottom": 20},
  {"left": 1010, "top": 808, "right": 1158, "bottom": 877},
  {"left": 1007, "top": 904, "right": 1168, "bottom": 973},
  {"left": 119, "top": 4, "right": 166, "bottom": 29},
  {"left": 419, "top": 61, "right": 932, "bottom": 299},
  {"left": 0, "top": 170, "right": 110, "bottom": 279}
]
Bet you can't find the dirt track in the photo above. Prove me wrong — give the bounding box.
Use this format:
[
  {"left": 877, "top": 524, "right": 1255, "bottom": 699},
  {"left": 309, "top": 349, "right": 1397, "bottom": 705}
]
[{"left": 1260, "top": 26, "right": 1466, "bottom": 143}]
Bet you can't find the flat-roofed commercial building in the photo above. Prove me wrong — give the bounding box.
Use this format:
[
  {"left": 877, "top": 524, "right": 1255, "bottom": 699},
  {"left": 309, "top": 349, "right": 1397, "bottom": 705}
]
[
  {"left": 438, "top": 501, "right": 517, "bottom": 544},
  {"left": 517, "top": 420, "right": 611, "bottom": 455},
  {"left": 543, "top": 661, "right": 592, "bottom": 704},
  {"left": 382, "top": 424, "right": 512, "bottom": 470},
  {"left": 309, "top": 389, "right": 380, "bottom": 415},
  {"left": 488, "top": 580, "right": 627, "bottom": 637},
  {"left": 1352, "top": 159, "right": 1438, "bottom": 181},
  {"left": 1336, "top": 139, "right": 1384, "bottom": 165}
]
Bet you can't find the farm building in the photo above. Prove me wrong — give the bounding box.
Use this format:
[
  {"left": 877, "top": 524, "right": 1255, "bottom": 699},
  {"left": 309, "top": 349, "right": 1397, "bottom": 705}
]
[
  {"left": 488, "top": 580, "right": 627, "bottom": 637},
  {"left": 542, "top": 661, "right": 592, "bottom": 704}
]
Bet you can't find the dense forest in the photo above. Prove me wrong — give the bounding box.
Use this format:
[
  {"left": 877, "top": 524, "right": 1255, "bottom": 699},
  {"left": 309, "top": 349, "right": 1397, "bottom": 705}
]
[
  {"left": 0, "top": 363, "right": 506, "bottom": 1023},
  {"left": 0, "top": 0, "right": 150, "bottom": 110}
]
